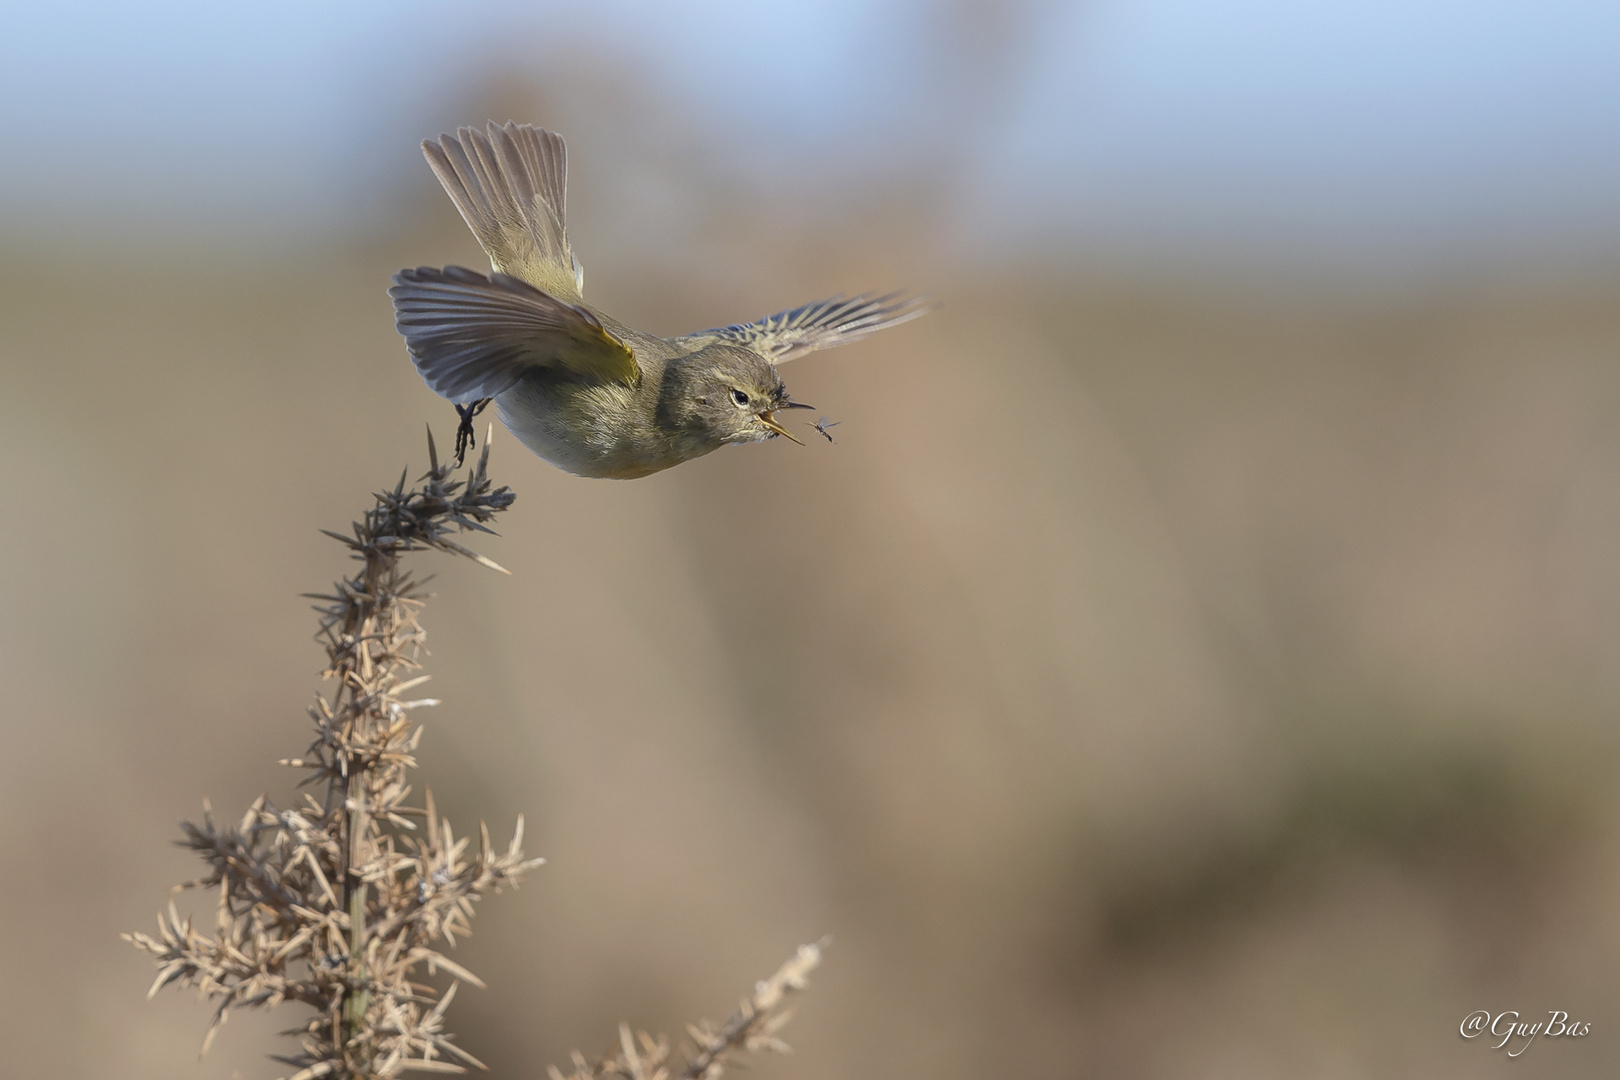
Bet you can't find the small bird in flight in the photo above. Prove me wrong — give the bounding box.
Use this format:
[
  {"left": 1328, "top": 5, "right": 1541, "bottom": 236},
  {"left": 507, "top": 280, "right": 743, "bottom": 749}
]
[{"left": 390, "top": 123, "right": 929, "bottom": 478}]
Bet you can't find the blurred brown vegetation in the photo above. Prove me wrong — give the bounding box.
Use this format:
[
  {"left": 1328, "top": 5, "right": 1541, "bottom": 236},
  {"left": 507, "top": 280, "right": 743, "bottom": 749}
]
[{"left": 4, "top": 65, "right": 1620, "bottom": 1079}]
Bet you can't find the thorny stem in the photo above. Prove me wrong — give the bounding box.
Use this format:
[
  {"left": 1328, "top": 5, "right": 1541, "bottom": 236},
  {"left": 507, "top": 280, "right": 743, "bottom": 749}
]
[
  {"left": 127, "top": 431, "right": 539, "bottom": 1079},
  {"left": 338, "top": 567, "right": 384, "bottom": 1050},
  {"left": 343, "top": 768, "right": 370, "bottom": 1042},
  {"left": 546, "top": 942, "right": 826, "bottom": 1080},
  {"left": 127, "top": 429, "right": 828, "bottom": 1080},
  {"left": 680, "top": 941, "right": 824, "bottom": 1080},
  {"left": 319, "top": 443, "right": 512, "bottom": 1071}
]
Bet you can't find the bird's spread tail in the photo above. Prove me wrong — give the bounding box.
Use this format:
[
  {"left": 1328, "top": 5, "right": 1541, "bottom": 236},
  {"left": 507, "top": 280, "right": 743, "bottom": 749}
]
[{"left": 422, "top": 123, "right": 585, "bottom": 302}]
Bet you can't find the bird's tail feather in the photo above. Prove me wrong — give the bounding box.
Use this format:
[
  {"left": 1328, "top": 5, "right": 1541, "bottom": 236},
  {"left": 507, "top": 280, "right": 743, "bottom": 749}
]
[{"left": 422, "top": 123, "right": 584, "bottom": 302}]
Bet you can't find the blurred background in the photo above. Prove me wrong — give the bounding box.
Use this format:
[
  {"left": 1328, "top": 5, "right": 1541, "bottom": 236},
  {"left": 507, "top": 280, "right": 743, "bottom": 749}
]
[{"left": 3, "top": 1, "right": 1620, "bottom": 1076}]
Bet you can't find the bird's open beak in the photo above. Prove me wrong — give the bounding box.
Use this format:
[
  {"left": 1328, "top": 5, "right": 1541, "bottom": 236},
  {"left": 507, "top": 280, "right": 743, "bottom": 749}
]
[
  {"left": 780, "top": 401, "right": 816, "bottom": 410},
  {"left": 759, "top": 410, "right": 804, "bottom": 444}
]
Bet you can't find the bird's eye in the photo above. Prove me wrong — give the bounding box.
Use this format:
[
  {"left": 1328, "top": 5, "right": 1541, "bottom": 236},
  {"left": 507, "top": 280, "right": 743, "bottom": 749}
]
[{"left": 730, "top": 388, "right": 750, "bottom": 407}]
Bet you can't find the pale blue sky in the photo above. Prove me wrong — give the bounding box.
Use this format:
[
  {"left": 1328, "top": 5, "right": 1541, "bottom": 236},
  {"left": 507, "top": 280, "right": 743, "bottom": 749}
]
[{"left": 4, "top": 0, "right": 1618, "bottom": 265}]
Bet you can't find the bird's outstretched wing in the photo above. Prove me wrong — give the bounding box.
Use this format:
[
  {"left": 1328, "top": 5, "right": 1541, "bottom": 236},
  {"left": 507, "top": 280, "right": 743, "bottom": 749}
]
[
  {"left": 682, "top": 292, "right": 932, "bottom": 363},
  {"left": 390, "top": 265, "right": 639, "bottom": 404},
  {"left": 422, "top": 123, "right": 586, "bottom": 303}
]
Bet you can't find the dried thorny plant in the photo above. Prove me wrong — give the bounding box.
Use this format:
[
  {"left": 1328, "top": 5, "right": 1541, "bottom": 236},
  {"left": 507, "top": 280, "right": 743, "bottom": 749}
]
[
  {"left": 549, "top": 942, "right": 824, "bottom": 1080},
  {"left": 126, "top": 432, "right": 530, "bottom": 1076},
  {"left": 126, "top": 432, "right": 824, "bottom": 1079}
]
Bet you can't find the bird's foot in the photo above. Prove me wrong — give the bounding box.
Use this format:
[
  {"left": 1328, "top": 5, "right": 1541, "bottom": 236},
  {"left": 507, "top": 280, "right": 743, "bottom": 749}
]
[{"left": 454, "top": 398, "right": 492, "bottom": 467}]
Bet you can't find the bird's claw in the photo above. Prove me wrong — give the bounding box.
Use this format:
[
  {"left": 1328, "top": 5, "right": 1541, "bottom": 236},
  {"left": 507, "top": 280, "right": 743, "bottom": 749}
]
[{"left": 454, "top": 398, "right": 492, "bottom": 467}]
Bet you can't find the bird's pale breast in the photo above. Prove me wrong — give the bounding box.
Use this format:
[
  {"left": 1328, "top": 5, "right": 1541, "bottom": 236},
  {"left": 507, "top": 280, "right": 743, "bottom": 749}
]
[{"left": 495, "top": 368, "right": 714, "bottom": 479}]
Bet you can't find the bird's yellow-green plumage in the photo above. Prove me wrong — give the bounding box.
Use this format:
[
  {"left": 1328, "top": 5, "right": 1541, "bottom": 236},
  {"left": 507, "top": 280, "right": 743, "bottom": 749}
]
[{"left": 391, "top": 122, "right": 931, "bottom": 479}]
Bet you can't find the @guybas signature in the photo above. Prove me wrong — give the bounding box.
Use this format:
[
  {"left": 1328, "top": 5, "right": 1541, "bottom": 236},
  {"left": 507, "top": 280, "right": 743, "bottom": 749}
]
[{"left": 1460, "top": 1011, "right": 1590, "bottom": 1057}]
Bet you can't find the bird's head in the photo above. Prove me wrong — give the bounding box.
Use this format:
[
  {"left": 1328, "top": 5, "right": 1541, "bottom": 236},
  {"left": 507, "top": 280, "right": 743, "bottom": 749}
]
[{"left": 660, "top": 344, "right": 813, "bottom": 448}]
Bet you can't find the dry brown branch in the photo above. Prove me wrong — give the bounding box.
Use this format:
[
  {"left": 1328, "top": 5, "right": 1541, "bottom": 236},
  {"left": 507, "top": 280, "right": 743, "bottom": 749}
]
[
  {"left": 127, "top": 431, "right": 539, "bottom": 1078},
  {"left": 548, "top": 942, "right": 824, "bottom": 1080},
  {"left": 126, "top": 429, "right": 827, "bottom": 1079}
]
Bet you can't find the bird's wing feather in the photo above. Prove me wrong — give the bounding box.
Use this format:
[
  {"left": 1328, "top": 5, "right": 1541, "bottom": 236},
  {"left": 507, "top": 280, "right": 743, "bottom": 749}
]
[
  {"left": 421, "top": 123, "right": 585, "bottom": 302},
  {"left": 390, "top": 266, "right": 639, "bottom": 403},
  {"left": 681, "top": 292, "right": 932, "bottom": 362}
]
